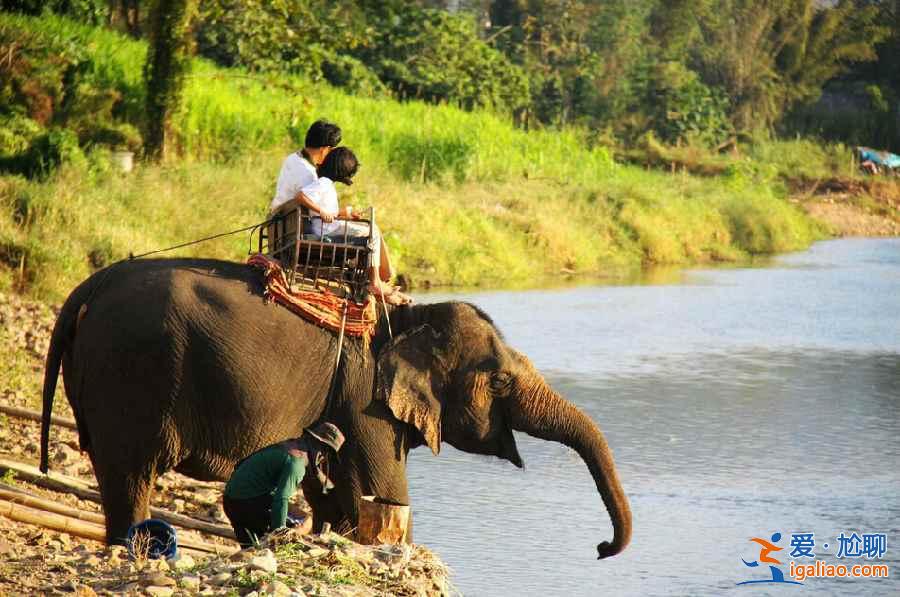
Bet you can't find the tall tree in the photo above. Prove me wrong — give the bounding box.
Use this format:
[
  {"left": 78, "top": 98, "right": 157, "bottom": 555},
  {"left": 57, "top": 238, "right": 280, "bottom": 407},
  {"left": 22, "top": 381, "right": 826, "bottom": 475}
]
[
  {"left": 694, "top": 0, "right": 887, "bottom": 132},
  {"left": 143, "top": 0, "right": 195, "bottom": 160}
]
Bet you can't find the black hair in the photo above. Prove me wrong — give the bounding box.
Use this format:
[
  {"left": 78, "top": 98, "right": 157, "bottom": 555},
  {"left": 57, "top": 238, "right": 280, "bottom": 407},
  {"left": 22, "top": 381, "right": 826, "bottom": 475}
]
[
  {"left": 317, "top": 147, "right": 359, "bottom": 186},
  {"left": 305, "top": 119, "right": 342, "bottom": 148}
]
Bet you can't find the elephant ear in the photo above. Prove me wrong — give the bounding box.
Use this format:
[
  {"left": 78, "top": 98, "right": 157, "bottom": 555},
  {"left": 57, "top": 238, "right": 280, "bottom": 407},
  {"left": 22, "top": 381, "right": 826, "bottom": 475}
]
[{"left": 376, "top": 324, "right": 444, "bottom": 456}]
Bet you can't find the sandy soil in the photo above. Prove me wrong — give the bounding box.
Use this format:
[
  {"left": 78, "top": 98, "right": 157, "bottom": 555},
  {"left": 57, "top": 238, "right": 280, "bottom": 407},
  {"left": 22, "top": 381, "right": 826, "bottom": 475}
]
[{"left": 793, "top": 176, "right": 900, "bottom": 236}]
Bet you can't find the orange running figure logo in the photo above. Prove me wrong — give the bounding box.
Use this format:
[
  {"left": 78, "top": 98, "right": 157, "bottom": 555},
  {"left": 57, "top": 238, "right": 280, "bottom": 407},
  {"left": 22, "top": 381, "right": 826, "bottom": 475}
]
[{"left": 737, "top": 532, "right": 803, "bottom": 586}]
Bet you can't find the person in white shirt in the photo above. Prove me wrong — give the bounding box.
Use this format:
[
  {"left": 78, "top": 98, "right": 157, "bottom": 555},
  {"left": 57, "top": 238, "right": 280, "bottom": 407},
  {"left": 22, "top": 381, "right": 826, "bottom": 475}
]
[
  {"left": 269, "top": 120, "right": 342, "bottom": 213},
  {"left": 296, "top": 147, "right": 412, "bottom": 306}
]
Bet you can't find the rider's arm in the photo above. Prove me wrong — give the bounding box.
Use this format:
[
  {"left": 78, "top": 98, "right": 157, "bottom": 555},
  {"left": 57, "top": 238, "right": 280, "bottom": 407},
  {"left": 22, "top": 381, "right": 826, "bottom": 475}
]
[
  {"left": 295, "top": 190, "right": 335, "bottom": 219},
  {"left": 296, "top": 179, "right": 338, "bottom": 222}
]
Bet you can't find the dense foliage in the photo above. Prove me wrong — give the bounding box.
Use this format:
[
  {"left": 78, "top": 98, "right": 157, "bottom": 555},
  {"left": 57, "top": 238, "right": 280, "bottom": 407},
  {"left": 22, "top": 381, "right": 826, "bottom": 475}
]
[{"left": 2, "top": 0, "right": 897, "bottom": 152}]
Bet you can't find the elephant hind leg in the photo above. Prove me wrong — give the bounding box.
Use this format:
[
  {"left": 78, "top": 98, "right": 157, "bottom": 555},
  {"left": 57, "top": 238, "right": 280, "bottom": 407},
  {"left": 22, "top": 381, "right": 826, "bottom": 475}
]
[{"left": 94, "top": 463, "right": 156, "bottom": 545}]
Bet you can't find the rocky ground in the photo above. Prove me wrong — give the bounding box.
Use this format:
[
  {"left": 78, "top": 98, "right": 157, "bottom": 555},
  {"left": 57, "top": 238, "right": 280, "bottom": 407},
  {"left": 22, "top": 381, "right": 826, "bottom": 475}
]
[{"left": 0, "top": 293, "right": 454, "bottom": 596}]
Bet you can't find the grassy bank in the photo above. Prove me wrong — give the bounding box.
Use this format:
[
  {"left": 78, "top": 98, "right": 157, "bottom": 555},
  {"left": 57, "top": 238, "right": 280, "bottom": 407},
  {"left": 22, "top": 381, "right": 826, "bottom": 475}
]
[
  {"left": 0, "top": 151, "right": 825, "bottom": 302},
  {"left": 0, "top": 13, "right": 834, "bottom": 302}
]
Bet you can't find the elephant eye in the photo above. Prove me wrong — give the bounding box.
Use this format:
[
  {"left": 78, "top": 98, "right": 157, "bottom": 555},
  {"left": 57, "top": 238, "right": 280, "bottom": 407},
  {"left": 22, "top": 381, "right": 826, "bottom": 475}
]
[{"left": 490, "top": 371, "right": 512, "bottom": 391}]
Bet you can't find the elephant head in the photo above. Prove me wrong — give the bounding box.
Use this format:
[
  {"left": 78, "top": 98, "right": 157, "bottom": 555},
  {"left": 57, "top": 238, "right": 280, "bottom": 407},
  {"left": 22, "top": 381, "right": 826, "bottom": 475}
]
[{"left": 377, "top": 302, "right": 632, "bottom": 559}]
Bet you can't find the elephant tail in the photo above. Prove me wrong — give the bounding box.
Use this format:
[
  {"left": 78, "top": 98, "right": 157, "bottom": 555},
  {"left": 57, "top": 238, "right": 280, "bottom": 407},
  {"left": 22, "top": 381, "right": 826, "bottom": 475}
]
[{"left": 40, "top": 283, "right": 93, "bottom": 473}]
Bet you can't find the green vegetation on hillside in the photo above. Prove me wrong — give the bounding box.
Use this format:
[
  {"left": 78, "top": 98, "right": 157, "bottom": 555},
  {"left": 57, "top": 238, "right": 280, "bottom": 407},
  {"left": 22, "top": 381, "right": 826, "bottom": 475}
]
[{"left": 0, "top": 13, "right": 837, "bottom": 302}]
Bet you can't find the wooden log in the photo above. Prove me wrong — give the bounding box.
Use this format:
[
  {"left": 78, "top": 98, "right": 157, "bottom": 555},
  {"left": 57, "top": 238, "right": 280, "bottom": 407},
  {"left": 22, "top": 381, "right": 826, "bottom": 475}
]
[
  {"left": 0, "top": 496, "right": 229, "bottom": 555},
  {"left": 0, "top": 404, "right": 77, "bottom": 430},
  {"left": 0, "top": 457, "right": 235, "bottom": 540}
]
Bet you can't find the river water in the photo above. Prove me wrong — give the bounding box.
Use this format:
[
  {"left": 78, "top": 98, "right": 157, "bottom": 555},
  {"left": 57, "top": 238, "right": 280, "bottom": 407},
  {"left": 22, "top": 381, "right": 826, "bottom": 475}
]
[{"left": 406, "top": 238, "right": 900, "bottom": 596}]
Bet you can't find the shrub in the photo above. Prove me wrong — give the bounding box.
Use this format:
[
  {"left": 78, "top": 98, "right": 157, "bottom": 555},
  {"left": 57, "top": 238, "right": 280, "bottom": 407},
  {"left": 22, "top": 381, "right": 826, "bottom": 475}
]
[
  {"left": 654, "top": 78, "right": 732, "bottom": 147},
  {"left": 0, "top": 114, "right": 43, "bottom": 157},
  {"left": 321, "top": 55, "right": 387, "bottom": 99},
  {"left": 0, "top": 128, "right": 85, "bottom": 178}
]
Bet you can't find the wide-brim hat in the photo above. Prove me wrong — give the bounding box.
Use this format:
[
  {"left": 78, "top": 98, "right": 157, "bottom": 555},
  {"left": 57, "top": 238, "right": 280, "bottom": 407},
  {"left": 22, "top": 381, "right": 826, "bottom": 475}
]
[{"left": 306, "top": 422, "right": 345, "bottom": 453}]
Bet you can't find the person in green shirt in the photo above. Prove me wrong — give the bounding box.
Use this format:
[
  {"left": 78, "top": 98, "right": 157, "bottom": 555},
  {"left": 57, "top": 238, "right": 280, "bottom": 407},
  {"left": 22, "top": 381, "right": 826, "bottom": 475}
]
[{"left": 223, "top": 422, "right": 345, "bottom": 547}]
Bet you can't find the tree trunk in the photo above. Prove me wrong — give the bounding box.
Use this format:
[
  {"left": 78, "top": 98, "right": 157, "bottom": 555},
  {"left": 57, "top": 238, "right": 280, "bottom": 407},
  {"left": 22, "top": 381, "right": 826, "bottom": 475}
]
[{"left": 144, "top": 0, "right": 196, "bottom": 161}]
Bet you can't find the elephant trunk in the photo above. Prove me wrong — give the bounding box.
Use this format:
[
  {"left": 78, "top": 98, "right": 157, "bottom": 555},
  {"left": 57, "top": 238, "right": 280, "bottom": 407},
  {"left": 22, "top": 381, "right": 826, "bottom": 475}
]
[{"left": 508, "top": 374, "right": 632, "bottom": 559}]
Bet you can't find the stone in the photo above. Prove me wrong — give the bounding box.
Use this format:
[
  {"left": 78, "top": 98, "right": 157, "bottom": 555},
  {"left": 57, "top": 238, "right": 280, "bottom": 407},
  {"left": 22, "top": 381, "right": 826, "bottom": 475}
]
[
  {"left": 261, "top": 580, "right": 292, "bottom": 596},
  {"left": 306, "top": 547, "right": 328, "bottom": 558},
  {"left": 145, "top": 558, "right": 170, "bottom": 572},
  {"left": 344, "top": 545, "right": 374, "bottom": 564},
  {"left": 50, "top": 562, "right": 77, "bottom": 576},
  {"left": 208, "top": 571, "right": 232, "bottom": 586},
  {"left": 144, "top": 587, "right": 175, "bottom": 597},
  {"left": 141, "top": 572, "right": 176, "bottom": 587},
  {"left": 167, "top": 552, "right": 195, "bottom": 571},
  {"left": 80, "top": 555, "right": 103, "bottom": 568},
  {"left": 180, "top": 575, "right": 200, "bottom": 591},
  {"left": 73, "top": 586, "right": 98, "bottom": 597},
  {"left": 249, "top": 549, "right": 278, "bottom": 574},
  {"left": 249, "top": 570, "right": 268, "bottom": 583},
  {"left": 52, "top": 443, "right": 79, "bottom": 463}
]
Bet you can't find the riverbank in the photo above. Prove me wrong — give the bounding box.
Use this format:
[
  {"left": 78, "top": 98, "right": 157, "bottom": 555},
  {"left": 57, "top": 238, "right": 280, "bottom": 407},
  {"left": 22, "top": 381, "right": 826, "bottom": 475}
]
[
  {"left": 0, "top": 291, "right": 453, "bottom": 596},
  {"left": 792, "top": 177, "right": 900, "bottom": 237},
  {"left": 3, "top": 154, "right": 897, "bottom": 302},
  {"left": 1, "top": 152, "right": 836, "bottom": 302}
]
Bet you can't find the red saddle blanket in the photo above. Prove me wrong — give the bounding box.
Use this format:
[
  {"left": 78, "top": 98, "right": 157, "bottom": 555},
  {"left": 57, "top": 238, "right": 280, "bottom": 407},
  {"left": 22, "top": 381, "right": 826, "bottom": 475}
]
[{"left": 247, "top": 254, "right": 377, "bottom": 340}]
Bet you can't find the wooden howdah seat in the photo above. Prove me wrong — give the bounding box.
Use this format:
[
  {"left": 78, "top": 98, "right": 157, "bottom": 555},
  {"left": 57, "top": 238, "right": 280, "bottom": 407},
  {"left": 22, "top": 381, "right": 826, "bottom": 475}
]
[{"left": 256, "top": 205, "right": 375, "bottom": 303}]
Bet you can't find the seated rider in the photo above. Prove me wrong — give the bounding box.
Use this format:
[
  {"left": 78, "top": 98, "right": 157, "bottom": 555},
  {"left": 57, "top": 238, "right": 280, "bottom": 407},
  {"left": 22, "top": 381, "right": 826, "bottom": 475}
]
[
  {"left": 297, "top": 147, "right": 412, "bottom": 305},
  {"left": 269, "top": 119, "right": 341, "bottom": 214},
  {"left": 222, "top": 422, "right": 345, "bottom": 548}
]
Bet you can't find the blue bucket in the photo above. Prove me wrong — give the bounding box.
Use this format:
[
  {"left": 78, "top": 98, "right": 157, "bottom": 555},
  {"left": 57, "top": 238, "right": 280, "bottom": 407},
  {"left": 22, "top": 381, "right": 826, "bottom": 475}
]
[{"left": 126, "top": 519, "right": 178, "bottom": 560}]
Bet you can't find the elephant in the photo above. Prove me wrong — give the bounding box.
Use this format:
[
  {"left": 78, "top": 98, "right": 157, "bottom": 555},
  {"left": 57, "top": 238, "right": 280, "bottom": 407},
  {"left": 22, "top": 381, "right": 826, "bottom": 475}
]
[{"left": 39, "top": 258, "right": 631, "bottom": 559}]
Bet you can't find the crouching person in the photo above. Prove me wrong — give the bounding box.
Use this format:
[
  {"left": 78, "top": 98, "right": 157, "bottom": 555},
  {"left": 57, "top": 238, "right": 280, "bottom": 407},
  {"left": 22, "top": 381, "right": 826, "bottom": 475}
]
[{"left": 223, "top": 422, "right": 345, "bottom": 547}]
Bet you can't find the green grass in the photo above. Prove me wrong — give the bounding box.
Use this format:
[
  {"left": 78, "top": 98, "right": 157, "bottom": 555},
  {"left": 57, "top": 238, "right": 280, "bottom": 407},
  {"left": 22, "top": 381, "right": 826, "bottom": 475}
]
[
  {"left": 746, "top": 137, "right": 859, "bottom": 181},
  {"left": 0, "top": 150, "right": 826, "bottom": 302},
  {"left": 0, "top": 13, "right": 833, "bottom": 302}
]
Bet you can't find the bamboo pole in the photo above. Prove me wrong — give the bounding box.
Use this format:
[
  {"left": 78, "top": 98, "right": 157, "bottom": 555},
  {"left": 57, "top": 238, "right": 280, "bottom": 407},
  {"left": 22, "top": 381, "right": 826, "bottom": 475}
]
[
  {"left": 0, "top": 458, "right": 235, "bottom": 540},
  {"left": 0, "top": 499, "right": 106, "bottom": 542},
  {"left": 0, "top": 484, "right": 105, "bottom": 525},
  {"left": 0, "top": 404, "right": 77, "bottom": 430},
  {"left": 0, "top": 496, "right": 229, "bottom": 555}
]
